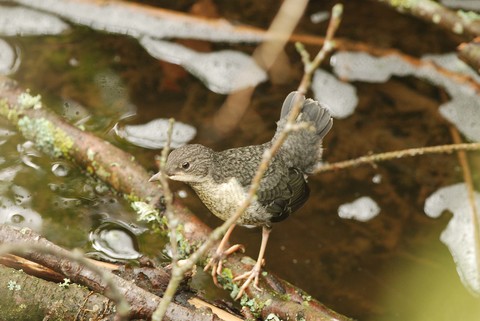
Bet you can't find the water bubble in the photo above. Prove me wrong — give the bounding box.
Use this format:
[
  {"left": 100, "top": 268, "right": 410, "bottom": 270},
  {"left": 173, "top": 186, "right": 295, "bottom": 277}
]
[
  {"left": 89, "top": 219, "right": 143, "bottom": 261},
  {"left": 10, "top": 213, "right": 25, "bottom": 224},
  {"left": 51, "top": 162, "right": 70, "bottom": 177}
]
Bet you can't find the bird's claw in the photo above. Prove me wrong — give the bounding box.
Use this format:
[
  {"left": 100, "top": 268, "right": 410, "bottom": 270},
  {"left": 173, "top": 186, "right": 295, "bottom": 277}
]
[
  {"left": 233, "top": 265, "right": 262, "bottom": 300},
  {"left": 204, "top": 244, "right": 245, "bottom": 287}
]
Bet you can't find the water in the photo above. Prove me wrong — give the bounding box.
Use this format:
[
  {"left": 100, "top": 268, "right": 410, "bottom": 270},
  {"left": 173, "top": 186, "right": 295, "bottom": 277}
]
[{"left": 1, "top": 1, "right": 479, "bottom": 320}]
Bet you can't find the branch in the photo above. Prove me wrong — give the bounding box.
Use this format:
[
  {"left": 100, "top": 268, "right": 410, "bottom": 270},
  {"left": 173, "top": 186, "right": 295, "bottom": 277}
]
[
  {"left": 0, "top": 264, "right": 117, "bottom": 320},
  {"left": 315, "top": 142, "right": 480, "bottom": 173},
  {"left": 458, "top": 36, "right": 480, "bottom": 73},
  {"left": 376, "top": 0, "right": 480, "bottom": 38},
  {"left": 152, "top": 118, "right": 185, "bottom": 320},
  {"left": 0, "top": 224, "right": 224, "bottom": 321}
]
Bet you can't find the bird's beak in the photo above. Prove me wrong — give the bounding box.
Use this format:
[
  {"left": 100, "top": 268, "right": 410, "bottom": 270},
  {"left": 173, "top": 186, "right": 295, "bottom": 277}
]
[{"left": 149, "top": 172, "right": 161, "bottom": 182}]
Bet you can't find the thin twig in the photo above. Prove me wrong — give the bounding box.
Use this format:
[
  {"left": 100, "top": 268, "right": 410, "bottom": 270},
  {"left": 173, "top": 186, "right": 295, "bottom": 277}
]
[
  {"left": 315, "top": 142, "right": 480, "bottom": 173},
  {"left": 449, "top": 129, "right": 480, "bottom": 280},
  {"left": 376, "top": 0, "right": 480, "bottom": 38},
  {"left": 211, "top": 0, "right": 309, "bottom": 136},
  {"left": 151, "top": 118, "right": 183, "bottom": 321}
]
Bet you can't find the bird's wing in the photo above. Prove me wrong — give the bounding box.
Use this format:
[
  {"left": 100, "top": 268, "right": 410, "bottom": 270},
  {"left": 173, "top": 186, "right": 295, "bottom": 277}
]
[
  {"left": 214, "top": 145, "right": 309, "bottom": 222},
  {"left": 256, "top": 167, "right": 310, "bottom": 223}
]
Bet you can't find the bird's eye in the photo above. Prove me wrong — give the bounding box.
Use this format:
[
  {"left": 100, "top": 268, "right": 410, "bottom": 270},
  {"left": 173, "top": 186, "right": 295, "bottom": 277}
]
[{"left": 181, "top": 162, "right": 190, "bottom": 170}]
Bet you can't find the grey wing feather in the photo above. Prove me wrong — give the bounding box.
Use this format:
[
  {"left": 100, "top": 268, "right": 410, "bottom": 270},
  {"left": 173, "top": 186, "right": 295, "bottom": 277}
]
[
  {"left": 301, "top": 99, "right": 333, "bottom": 138},
  {"left": 257, "top": 168, "right": 309, "bottom": 223},
  {"left": 280, "top": 91, "right": 305, "bottom": 119}
]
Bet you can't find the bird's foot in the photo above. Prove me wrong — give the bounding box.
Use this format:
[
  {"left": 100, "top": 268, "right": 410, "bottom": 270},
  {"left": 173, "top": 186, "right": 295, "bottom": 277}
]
[
  {"left": 204, "top": 243, "right": 245, "bottom": 287},
  {"left": 233, "top": 259, "right": 265, "bottom": 300}
]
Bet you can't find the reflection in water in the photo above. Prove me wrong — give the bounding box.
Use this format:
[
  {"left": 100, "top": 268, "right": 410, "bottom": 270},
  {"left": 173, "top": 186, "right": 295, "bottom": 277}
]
[
  {"left": 51, "top": 162, "right": 71, "bottom": 177},
  {"left": 0, "top": 39, "right": 19, "bottom": 75},
  {"left": 17, "top": 141, "right": 42, "bottom": 170},
  {"left": 0, "top": 191, "right": 42, "bottom": 231},
  {"left": 61, "top": 100, "right": 91, "bottom": 127},
  {"left": 89, "top": 217, "right": 145, "bottom": 262}
]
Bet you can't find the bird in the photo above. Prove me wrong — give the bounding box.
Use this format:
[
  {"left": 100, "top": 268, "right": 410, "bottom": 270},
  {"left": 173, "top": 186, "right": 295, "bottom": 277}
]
[{"left": 150, "top": 91, "right": 333, "bottom": 299}]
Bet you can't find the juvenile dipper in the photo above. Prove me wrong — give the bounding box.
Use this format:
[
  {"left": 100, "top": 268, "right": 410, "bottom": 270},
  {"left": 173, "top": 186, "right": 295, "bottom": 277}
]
[{"left": 150, "top": 91, "right": 332, "bottom": 298}]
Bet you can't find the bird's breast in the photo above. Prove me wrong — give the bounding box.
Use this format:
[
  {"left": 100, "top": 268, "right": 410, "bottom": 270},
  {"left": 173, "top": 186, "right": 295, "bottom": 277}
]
[{"left": 189, "top": 177, "right": 271, "bottom": 226}]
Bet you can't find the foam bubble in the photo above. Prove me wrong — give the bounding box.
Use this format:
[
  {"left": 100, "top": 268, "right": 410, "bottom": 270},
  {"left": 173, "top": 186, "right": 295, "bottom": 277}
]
[
  {"left": 424, "top": 183, "right": 480, "bottom": 295},
  {"left": 140, "top": 37, "right": 267, "bottom": 94},
  {"left": 0, "top": 6, "right": 69, "bottom": 36},
  {"left": 338, "top": 196, "right": 380, "bottom": 222}
]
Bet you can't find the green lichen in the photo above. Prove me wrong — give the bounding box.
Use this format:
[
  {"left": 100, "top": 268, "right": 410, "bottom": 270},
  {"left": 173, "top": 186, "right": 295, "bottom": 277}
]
[
  {"left": 125, "top": 193, "right": 141, "bottom": 203},
  {"left": 221, "top": 267, "right": 234, "bottom": 280},
  {"left": 458, "top": 10, "right": 480, "bottom": 24},
  {"left": 95, "top": 165, "right": 111, "bottom": 180},
  {"left": 17, "top": 116, "right": 73, "bottom": 158},
  {"left": 0, "top": 99, "right": 19, "bottom": 123},
  {"left": 240, "top": 295, "right": 266, "bottom": 318},
  {"left": 7, "top": 280, "right": 21, "bottom": 291},
  {"left": 17, "top": 91, "right": 42, "bottom": 110},
  {"left": 59, "top": 278, "right": 71, "bottom": 288},
  {"left": 133, "top": 201, "right": 160, "bottom": 222},
  {"left": 175, "top": 224, "right": 193, "bottom": 258},
  {"left": 87, "top": 148, "right": 96, "bottom": 161},
  {"left": 386, "top": 0, "right": 417, "bottom": 10}
]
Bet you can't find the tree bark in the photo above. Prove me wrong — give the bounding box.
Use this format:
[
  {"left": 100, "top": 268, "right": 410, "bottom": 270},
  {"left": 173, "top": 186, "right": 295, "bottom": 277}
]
[{"left": 0, "top": 264, "right": 116, "bottom": 321}]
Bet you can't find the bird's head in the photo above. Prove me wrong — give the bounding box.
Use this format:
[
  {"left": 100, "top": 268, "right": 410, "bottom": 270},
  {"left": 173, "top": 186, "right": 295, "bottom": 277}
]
[{"left": 150, "top": 144, "right": 214, "bottom": 184}]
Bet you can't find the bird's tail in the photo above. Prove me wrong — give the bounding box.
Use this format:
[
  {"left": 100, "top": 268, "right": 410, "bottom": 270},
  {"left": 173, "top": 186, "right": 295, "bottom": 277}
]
[{"left": 274, "top": 91, "right": 333, "bottom": 173}]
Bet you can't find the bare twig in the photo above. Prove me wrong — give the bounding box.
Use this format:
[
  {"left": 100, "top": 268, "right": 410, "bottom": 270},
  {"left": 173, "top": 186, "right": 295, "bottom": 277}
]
[
  {"left": 376, "top": 0, "right": 480, "bottom": 38},
  {"left": 211, "top": 0, "right": 309, "bottom": 136},
  {"left": 315, "top": 142, "right": 480, "bottom": 173},
  {"left": 449, "top": 129, "right": 480, "bottom": 280},
  {"left": 151, "top": 119, "right": 185, "bottom": 321}
]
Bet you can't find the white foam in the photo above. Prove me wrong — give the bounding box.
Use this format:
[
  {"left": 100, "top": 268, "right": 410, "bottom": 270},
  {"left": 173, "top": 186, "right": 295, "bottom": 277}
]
[
  {"left": 424, "top": 183, "right": 480, "bottom": 295},
  {"left": 312, "top": 69, "right": 358, "bottom": 119},
  {"left": 0, "top": 39, "right": 18, "bottom": 75},
  {"left": 114, "top": 118, "right": 196, "bottom": 149},
  {"left": 338, "top": 196, "right": 380, "bottom": 222},
  {"left": 140, "top": 37, "right": 267, "bottom": 94},
  {"left": 440, "top": 0, "right": 480, "bottom": 10},
  {"left": 0, "top": 6, "right": 69, "bottom": 36},
  {"left": 331, "top": 51, "right": 480, "bottom": 141},
  {"left": 9, "top": 0, "right": 263, "bottom": 42}
]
